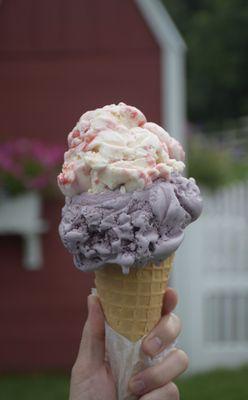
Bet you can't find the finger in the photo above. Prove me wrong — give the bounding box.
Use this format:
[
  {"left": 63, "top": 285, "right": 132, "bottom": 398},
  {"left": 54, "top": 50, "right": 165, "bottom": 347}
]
[
  {"left": 129, "top": 349, "right": 188, "bottom": 396},
  {"left": 140, "top": 382, "right": 179, "bottom": 400},
  {"left": 75, "top": 295, "right": 105, "bottom": 371},
  {"left": 142, "top": 313, "right": 181, "bottom": 357},
  {"left": 162, "top": 288, "right": 178, "bottom": 315}
]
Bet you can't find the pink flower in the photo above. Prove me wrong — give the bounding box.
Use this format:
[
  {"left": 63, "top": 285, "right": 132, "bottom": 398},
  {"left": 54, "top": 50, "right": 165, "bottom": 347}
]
[{"left": 0, "top": 138, "right": 64, "bottom": 195}]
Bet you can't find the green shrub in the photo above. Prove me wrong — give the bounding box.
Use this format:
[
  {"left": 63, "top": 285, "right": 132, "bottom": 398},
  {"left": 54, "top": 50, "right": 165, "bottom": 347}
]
[{"left": 188, "top": 136, "right": 248, "bottom": 190}]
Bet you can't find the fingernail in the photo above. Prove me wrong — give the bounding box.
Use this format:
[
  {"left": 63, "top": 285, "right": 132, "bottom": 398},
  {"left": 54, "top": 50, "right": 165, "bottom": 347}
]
[
  {"left": 146, "top": 336, "right": 162, "bottom": 354},
  {"left": 130, "top": 379, "right": 145, "bottom": 395}
]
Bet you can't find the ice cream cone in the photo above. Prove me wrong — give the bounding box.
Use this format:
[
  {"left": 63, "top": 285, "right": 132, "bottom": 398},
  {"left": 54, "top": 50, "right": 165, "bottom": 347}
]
[{"left": 95, "top": 253, "right": 174, "bottom": 342}]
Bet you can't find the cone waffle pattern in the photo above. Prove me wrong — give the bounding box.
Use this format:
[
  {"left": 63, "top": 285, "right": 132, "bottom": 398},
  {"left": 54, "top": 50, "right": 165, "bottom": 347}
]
[{"left": 95, "top": 254, "right": 174, "bottom": 342}]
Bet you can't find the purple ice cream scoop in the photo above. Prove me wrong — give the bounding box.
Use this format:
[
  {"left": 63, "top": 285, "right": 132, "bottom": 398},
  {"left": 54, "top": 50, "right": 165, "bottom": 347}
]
[{"left": 59, "top": 174, "right": 202, "bottom": 273}]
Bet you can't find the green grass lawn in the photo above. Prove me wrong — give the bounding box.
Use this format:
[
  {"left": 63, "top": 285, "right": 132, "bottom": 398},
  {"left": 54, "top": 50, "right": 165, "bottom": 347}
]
[
  {"left": 177, "top": 365, "right": 248, "bottom": 400},
  {"left": 0, "top": 366, "right": 248, "bottom": 400},
  {"left": 0, "top": 373, "right": 69, "bottom": 400}
]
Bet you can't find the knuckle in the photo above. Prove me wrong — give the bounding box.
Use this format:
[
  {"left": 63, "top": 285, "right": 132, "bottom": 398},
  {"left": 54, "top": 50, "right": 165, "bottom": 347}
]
[
  {"left": 71, "top": 358, "right": 87, "bottom": 376},
  {"left": 146, "top": 366, "right": 164, "bottom": 387},
  {"left": 161, "top": 314, "right": 181, "bottom": 342},
  {"left": 71, "top": 359, "right": 91, "bottom": 382},
  {"left": 166, "top": 382, "right": 180, "bottom": 399},
  {"left": 140, "top": 393, "right": 152, "bottom": 400},
  {"left": 170, "top": 313, "right": 182, "bottom": 333},
  {"left": 71, "top": 362, "right": 81, "bottom": 378},
  {"left": 176, "top": 349, "right": 189, "bottom": 371}
]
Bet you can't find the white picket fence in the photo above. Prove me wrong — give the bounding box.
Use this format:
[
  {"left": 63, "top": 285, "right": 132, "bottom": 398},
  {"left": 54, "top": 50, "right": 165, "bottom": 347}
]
[{"left": 173, "top": 181, "right": 248, "bottom": 373}]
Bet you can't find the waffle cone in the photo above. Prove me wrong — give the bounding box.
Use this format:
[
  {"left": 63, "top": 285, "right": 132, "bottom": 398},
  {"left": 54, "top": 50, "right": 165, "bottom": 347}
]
[{"left": 94, "top": 254, "right": 174, "bottom": 342}]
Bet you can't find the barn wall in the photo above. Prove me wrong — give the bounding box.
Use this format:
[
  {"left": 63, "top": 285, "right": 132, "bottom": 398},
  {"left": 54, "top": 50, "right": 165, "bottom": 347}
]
[
  {"left": 0, "top": 0, "right": 161, "bottom": 372},
  {"left": 0, "top": 0, "right": 161, "bottom": 142}
]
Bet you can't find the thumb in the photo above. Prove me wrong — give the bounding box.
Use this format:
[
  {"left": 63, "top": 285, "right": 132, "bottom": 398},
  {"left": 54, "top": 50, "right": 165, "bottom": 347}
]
[{"left": 76, "top": 294, "right": 106, "bottom": 371}]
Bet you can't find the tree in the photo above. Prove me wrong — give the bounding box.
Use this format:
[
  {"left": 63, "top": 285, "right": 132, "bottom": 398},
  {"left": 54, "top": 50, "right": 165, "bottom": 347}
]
[{"left": 163, "top": 0, "right": 248, "bottom": 130}]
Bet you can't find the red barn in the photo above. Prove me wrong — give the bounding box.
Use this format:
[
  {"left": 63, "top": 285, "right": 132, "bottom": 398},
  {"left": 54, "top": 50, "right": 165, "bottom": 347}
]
[{"left": 0, "top": 0, "right": 185, "bottom": 372}]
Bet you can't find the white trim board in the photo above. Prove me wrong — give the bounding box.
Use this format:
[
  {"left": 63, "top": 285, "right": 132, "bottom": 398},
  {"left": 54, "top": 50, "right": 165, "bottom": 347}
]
[
  {"left": 135, "top": 0, "right": 186, "bottom": 146},
  {"left": 135, "top": 0, "right": 186, "bottom": 51}
]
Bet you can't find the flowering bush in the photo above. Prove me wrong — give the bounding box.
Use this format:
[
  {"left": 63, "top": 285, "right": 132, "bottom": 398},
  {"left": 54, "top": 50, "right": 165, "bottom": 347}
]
[{"left": 0, "top": 139, "right": 64, "bottom": 196}]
